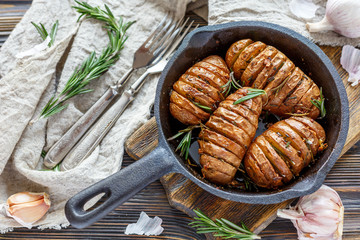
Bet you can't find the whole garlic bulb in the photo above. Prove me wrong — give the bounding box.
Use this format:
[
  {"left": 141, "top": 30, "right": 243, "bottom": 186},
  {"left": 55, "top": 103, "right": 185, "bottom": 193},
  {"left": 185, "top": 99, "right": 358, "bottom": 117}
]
[
  {"left": 306, "top": 0, "right": 360, "bottom": 38},
  {"left": 277, "top": 185, "right": 344, "bottom": 240},
  {"left": 5, "top": 192, "right": 51, "bottom": 229}
]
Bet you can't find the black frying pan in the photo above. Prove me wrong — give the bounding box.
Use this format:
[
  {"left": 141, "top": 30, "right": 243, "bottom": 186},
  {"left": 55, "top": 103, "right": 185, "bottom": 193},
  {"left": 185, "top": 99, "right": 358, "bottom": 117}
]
[{"left": 65, "top": 21, "right": 349, "bottom": 228}]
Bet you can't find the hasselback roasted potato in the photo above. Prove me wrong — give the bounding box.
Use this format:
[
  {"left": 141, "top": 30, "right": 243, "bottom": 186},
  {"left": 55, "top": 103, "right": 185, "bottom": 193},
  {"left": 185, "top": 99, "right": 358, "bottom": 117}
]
[
  {"left": 244, "top": 116, "right": 326, "bottom": 189},
  {"left": 226, "top": 39, "right": 321, "bottom": 119},
  {"left": 198, "top": 87, "right": 263, "bottom": 185},
  {"left": 170, "top": 55, "right": 230, "bottom": 125}
]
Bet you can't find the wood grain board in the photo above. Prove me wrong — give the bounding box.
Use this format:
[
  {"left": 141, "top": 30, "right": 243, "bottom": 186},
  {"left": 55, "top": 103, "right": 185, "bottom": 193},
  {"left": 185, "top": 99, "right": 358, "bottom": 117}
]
[{"left": 0, "top": 2, "right": 359, "bottom": 240}]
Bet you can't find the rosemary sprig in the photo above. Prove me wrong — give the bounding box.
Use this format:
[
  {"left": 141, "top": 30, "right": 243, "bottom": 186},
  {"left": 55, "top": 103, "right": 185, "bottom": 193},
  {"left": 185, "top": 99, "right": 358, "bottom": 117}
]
[
  {"left": 38, "top": 1, "right": 134, "bottom": 119},
  {"left": 31, "top": 20, "right": 59, "bottom": 47},
  {"left": 221, "top": 71, "right": 242, "bottom": 97},
  {"left": 233, "top": 88, "right": 266, "bottom": 105},
  {"left": 168, "top": 125, "right": 200, "bottom": 160},
  {"left": 311, "top": 87, "right": 326, "bottom": 119},
  {"left": 189, "top": 209, "right": 261, "bottom": 239}
]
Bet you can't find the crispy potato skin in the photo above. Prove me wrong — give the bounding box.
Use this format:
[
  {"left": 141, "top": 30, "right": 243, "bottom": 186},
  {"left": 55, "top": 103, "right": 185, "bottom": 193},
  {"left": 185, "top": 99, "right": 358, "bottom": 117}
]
[
  {"left": 226, "top": 39, "right": 322, "bottom": 119},
  {"left": 170, "top": 55, "right": 229, "bottom": 125},
  {"left": 244, "top": 116, "right": 325, "bottom": 189},
  {"left": 198, "top": 87, "right": 263, "bottom": 185}
]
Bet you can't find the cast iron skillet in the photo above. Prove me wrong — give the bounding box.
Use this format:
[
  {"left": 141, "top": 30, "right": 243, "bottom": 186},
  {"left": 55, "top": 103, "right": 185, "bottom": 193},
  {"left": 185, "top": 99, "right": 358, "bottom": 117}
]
[{"left": 65, "top": 21, "right": 349, "bottom": 228}]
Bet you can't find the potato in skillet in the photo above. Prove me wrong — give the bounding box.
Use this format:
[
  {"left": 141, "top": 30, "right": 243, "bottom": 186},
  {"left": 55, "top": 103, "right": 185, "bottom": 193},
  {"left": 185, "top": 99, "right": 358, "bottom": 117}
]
[
  {"left": 226, "top": 39, "right": 321, "bottom": 119},
  {"left": 198, "top": 87, "right": 263, "bottom": 185},
  {"left": 244, "top": 116, "right": 326, "bottom": 189},
  {"left": 170, "top": 55, "right": 229, "bottom": 125}
]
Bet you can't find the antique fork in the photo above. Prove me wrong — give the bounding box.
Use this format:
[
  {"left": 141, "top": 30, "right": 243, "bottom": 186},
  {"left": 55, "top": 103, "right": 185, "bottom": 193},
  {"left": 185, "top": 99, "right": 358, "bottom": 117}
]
[
  {"left": 44, "top": 13, "right": 179, "bottom": 168},
  {"left": 60, "top": 19, "right": 196, "bottom": 171}
]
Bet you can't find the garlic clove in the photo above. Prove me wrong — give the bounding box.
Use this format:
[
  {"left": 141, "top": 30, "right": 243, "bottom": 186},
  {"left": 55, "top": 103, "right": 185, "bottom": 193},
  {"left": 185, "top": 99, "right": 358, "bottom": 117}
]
[
  {"left": 5, "top": 192, "right": 50, "bottom": 228},
  {"left": 277, "top": 185, "right": 343, "bottom": 240},
  {"left": 306, "top": 0, "right": 360, "bottom": 38},
  {"left": 7, "top": 192, "right": 45, "bottom": 206},
  {"left": 340, "top": 45, "right": 360, "bottom": 87}
]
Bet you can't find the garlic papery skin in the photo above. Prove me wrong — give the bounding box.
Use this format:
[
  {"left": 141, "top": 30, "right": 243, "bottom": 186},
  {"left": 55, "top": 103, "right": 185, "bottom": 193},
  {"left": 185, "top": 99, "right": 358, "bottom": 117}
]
[
  {"left": 5, "top": 192, "right": 51, "bottom": 228},
  {"left": 340, "top": 45, "right": 360, "bottom": 86},
  {"left": 289, "top": 0, "right": 319, "bottom": 20},
  {"left": 306, "top": 0, "right": 360, "bottom": 38},
  {"left": 277, "top": 185, "right": 344, "bottom": 240}
]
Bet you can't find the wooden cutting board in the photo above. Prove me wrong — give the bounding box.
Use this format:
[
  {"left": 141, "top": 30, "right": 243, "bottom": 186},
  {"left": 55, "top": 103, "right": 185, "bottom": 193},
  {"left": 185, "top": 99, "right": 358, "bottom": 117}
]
[
  {"left": 125, "top": 117, "right": 292, "bottom": 237},
  {"left": 124, "top": 46, "right": 357, "bottom": 239}
]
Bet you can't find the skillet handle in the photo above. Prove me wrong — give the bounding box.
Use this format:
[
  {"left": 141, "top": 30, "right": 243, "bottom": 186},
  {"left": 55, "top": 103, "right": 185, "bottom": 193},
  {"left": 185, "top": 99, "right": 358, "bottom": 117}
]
[{"left": 65, "top": 145, "right": 174, "bottom": 228}]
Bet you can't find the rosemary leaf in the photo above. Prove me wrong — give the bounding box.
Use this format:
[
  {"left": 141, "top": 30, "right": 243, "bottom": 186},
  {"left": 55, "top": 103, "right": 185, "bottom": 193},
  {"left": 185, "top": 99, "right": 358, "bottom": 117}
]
[
  {"left": 168, "top": 125, "right": 200, "bottom": 160},
  {"left": 31, "top": 20, "right": 59, "bottom": 47},
  {"left": 38, "top": 1, "right": 134, "bottom": 119},
  {"left": 233, "top": 88, "right": 266, "bottom": 105},
  {"left": 221, "top": 71, "right": 242, "bottom": 97},
  {"left": 190, "top": 209, "right": 261, "bottom": 239},
  {"left": 311, "top": 87, "right": 326, "bottom": 119},
  {"left": 192, "top": 101, "right": 212, "bottom": 113}
]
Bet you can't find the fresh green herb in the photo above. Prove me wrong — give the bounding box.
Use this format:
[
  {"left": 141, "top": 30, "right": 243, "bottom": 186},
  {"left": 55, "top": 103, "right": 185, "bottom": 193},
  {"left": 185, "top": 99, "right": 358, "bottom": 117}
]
[
  {"left": 192, "top": 101, "right": 213, "bottom": 113},
  {"left": 168, "top": 125, "right": 200, "bottom": 160},
  {"left": 31, "top": 20, "right": 59, "bottom": 47},
  {"left": 311, "top": 87, "right": 326, "bottom": 119},
  {"left": 38, "top": 1, "right": 134, "bottom": 119},
  {"left": 221, "top": 71, "right": 242, "bottom": 97},
  {"left": 189, "top": 209, "right": 261, "bottom": 239},
  {"left": 233, "top": 88, "right": 266, "bottom": 105},
  {"left": 285, "top": 140, "right": 291, "bottom": 148},
  {"left": 41, "top": 150, "right": 47, "bottom": 158}
]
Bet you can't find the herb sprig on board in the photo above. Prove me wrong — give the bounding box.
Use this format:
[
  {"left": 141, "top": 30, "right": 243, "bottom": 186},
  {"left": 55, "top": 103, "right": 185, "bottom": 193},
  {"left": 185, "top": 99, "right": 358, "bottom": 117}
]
[
  {"left": 311, "top": 87, "right": 326, "bottom": 119},
  {"left": 189, "top": 209, "right": 261, "bottom": 239},
  {"left": 38, "top": 1, "right": 134, "bottom": 119},
  {"left": 32, "top": 20, "right": 59, "bottom": 47}
]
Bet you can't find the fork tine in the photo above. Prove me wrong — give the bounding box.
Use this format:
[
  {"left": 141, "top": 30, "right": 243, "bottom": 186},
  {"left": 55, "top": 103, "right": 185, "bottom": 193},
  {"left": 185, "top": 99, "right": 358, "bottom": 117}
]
[
  {"left": 150, "top": 16, "right": 182, "bottom": 54},
  {"left": 147, "top": 12, "right": 174, "bottom": 49},
  {"left": 151, "top": 18, "right": 196, "bottom": 64},
  {"left": 151, "top": 18, "right": 189, "bottom": 61},
  {"left": 164, "top": 21, "right": 198, "bottom": 59},
  {"left": 139, "top": 12, "right": 170, "bottom": 48},
  {"left": 147, "top": 14, "right": 177, "bottom": 51}
]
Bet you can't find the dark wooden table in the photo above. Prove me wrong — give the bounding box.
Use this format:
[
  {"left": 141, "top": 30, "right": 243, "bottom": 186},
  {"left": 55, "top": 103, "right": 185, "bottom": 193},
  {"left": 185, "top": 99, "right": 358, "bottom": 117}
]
[{"left": 0, "top": 2, "right": 359, "bottom": 239}]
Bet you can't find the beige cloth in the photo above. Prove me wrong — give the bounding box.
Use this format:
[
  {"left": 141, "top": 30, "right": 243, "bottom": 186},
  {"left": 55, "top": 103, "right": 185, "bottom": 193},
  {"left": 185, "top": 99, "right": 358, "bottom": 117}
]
[
  {"left": 208, "top": 0, "right": 360, "bottom": 47},
  {"left": 0, "top": 0, "right": 193, "bottom": 233}
]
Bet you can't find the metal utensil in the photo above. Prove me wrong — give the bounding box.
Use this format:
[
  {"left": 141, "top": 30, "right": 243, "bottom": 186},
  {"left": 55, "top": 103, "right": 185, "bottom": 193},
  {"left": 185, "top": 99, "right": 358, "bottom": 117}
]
[
  {"left": 44, "top": 13, "right": 178, "bottom": 169},
  {"left": 59, "top": 19, "right": 196, "bottom": 171}
]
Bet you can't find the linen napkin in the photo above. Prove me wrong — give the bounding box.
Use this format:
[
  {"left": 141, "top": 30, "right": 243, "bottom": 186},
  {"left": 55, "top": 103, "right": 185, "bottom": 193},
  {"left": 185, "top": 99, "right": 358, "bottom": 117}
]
[
  {"left": 0, "top": 0, "right": 193, "bottom": 232},
  {"left": 208, "top": 0, "right": 360, "bottom": 47}
]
